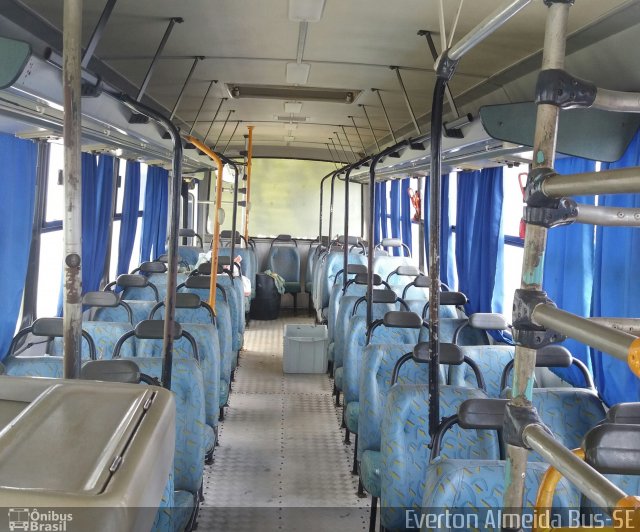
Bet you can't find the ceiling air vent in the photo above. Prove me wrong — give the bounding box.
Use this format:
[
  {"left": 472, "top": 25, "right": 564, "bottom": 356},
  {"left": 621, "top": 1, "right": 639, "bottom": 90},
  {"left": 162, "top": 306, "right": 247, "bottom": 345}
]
[
  {"left": 226, "top": 84, "right": 360, "bottom": 104},
  {"left": 276, "top": 115, "right": 308, "bottom": 122}
]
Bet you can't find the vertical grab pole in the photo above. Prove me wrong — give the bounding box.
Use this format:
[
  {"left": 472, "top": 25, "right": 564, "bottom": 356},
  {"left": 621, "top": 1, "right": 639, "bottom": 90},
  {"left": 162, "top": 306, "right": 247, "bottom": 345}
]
[
  {"left": 503, "top": 1, "right": 571, "bottom": 517},
  {"left": 342, "top": 165, "right": 352, "bottom": 289},
  {"left": 119, "top": 96, "right": 183, "bottom": 390},
  {"left": 328, "top": 171, "right": 339, "bottom": 243},
  {"left": 427, "top": 77, "right": 447, "bottom": 436},
  {"left": 62, "top": 0, "right": 83, "bottom": 379},
  {"left": 186, "top": 136, "right": 224, "bottom": 311},
  {"left": 366, "top": 159, "right": 379, "bottom": 327},
  {"left": 244, "top": 126, "right": 254, "bottom": 242},
  {"left": 319, "top": 172, "right": 335, "bottom": 244}
]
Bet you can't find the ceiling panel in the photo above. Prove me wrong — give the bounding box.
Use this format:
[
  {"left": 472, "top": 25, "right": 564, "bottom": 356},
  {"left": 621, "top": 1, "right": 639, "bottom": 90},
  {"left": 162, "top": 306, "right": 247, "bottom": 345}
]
[{"left": 15, "top": 0, "right": 637, "bottom": 159}]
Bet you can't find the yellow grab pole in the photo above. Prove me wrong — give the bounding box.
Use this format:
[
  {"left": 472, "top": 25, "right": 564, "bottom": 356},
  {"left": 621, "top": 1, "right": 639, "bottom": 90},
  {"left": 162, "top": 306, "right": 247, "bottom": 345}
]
[
  {"left": 186, "top": 135, "right": 223, "bottom": 310},
  {"left": 244, "top": 125, "right": 254, "bottom": 242}
]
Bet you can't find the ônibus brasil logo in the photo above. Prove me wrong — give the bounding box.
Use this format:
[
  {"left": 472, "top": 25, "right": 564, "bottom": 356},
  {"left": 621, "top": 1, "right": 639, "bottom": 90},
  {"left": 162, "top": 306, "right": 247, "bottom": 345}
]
[{"left": 7, "top": 508, "right": 73, "bottom": 532}]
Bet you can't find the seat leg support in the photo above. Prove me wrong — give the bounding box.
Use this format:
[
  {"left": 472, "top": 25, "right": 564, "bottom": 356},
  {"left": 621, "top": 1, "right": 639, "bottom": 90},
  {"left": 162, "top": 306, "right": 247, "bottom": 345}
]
[{"left": 369, "top": 497, "right": 378, "bottom": 532}]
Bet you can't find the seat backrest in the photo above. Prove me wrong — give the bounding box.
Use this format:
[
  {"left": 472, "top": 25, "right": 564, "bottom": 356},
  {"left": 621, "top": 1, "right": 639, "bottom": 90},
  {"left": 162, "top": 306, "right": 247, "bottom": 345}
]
[
  {"left": 177, "top": 245, "right": 202, "bottom": 266},
  {"left": 380, "top": 384, "right": 497, "bottom": 530},
  {"left": 357, "top": 344, "right": 429, "bottom": 458},
  {"left": 267, "top": 245, "right": 301, "bottom": 283},
  {"left": 449, "top": 345, "right": 515, "bottom": 398},
  {"left": 133, "top": 323, "right": 220, "bottom": 430},
  {"left": 327, "top": 282, "right": 367, "bottom": 343},
  {"left": 316, "top": 251, "right": 367, "bottom": 311},
  {"left": 531, "top": 388, "right": 606, "bottom": 459},
  {"left": 343, "top": 315, "right": 418, "bottom": 404},
  {"left": 372, "top": 255, "right": 411, "bottom": 283},
  {"left": 3, "top": 356, "right": 64, "bottom": 378},
  {"left": 133, "top": 357, "right": 205, "bottom": 495},
  {"left": 422, "top": 459, "right": 580, "bottom": 530},
  {"left": 219, "top": 247, "right": 257, "bottom": 292},
  {"left": 305, "top": 242, "right": 321, "bottom": 288},
  {"left": 213, "top": 296, "right": 234, "bottom": 387},
  {"left": 51, "top": 322, "right": 135, "bottom": 360},
  {"left": 94, "top": 300, "right": 155, "bottom": 325}
]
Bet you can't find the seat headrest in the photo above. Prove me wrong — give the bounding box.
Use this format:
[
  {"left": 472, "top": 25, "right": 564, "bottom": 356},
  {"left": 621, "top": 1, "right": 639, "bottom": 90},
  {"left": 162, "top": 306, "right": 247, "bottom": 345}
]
[
  {"left": 371, "top": 289, "right": 397, "bottom": 304},
  {"left": 157, "top": 254, "right": 169, "bottom": 263},
  {"left": 394, "top": 265, "right": 421, "bottom": 277},
  {"left": 185, "top": 275, "right": 211, "bottom": 290},
  {"left": 535, "top": 345, "right": 572, "bottom": 368},
  {"left": 413, "top": 275, "right": 430, "bottom": 288},
  {"left": 440, "top": 291, "right": 468, "bottom": 306},
  {"left": 275, "top": 234, "right": 292, "bottom": 241},
  {"left": 196, "top": 262, "right": 212, "bottom": 275},
  {"left": 584, "top": 423, "right": 640, "bottom": 475},
  {"left": 469, "top": 313, "right": 509, "bottom": 330},
  {"left": 32, "top": 317, "right": 64, "bottom": 338},
  {"left": 138, "top": 261, "right": 167, "bottom": 274},
  {"left": 83, "top": 291, "right": 119, "bottom": 308},
  {"left": 175, "top": 293, "right": 202, "bottom": 309},
  {"left": 134, "top": 319, "right": 182, "bottom": 340},
  {"left": 178, "top": 228, "right": 198, "bottom": 238},
  {"left": 381, "top": 237, "right": 402, "bottom": 247},
  {"left": 338, "top": 235, "right": 361, "bottom": 245},
  {"left": 347, "top": 264, "right": 367, "bottom": 275},
  {"left": 354, "top": 273, "right": 382, "bottom": 285},
  {"left": 81, "top": 359, "right": 140, "bottom": 384},
  {"left": 458, "top": 399, "right": 508, "bottom": 430},
  {"left": 383, "top": 311, "right": 422, "bottom": 329},
  {"left": 116, "top": 274, "right": 149, "bottom": 288},
  {"left": 413, "top": 342, "right": 463, "bottom": 365},
  {"left": 606, "top": 403, "right": 640, "bottom": 425}
]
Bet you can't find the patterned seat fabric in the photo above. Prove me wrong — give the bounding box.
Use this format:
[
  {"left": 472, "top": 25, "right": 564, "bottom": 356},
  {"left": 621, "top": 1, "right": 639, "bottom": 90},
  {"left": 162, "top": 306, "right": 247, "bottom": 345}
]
[
  {"left": 216, "top": 275, "right": 245, "bottom": 350},
  {"left": 267, "top": 245, "right": 301, "bottom": 293},
  {"left": 342, "top": 316, "right": 418, "bottom": 403},
  {"left": 94, "top": 300, "right": 155, "bottom": 325},
  {"left": 50, "top": 322, "right": 134, "bottom": 360},
  {"left": 133, "top": 323, "right": 221, "bottom": 432},
  {"left": 421, "top": 460, "right": 581, "bottom": 532},
  {"left": 3, "top": 356, "right": 64, "bottom": 378},
  {"left": 380, "top": 384, "right": 498, "bottom": 530},
  {"left": 151, "top": 472, "right": 175, "bottom": 532},
  {"left": 358, "top": 344, "right": 440, "bottom": 500},
  {"left": 178, "top": 245, "right": 203, "bottom": 266},
  {"left": 327, "top": 282, "right": 366, "bottom": 345},
  {"left": 372, "top": 255, "right": 411, "bottom": 283},
  {"left": 133, "top": 358, "right": 206, "bottom": 499},
  {"left": 344, "top": 401, "right": 359, "bottom": 433},
  {"left": 530, "top": 388, "right": 605, "bottom": 460},
  {"left": 315, "top": 252, "right": 367, "bottom": 317},
  {"left": 448, "top": 345, "right": 515, "bottom": 398}
]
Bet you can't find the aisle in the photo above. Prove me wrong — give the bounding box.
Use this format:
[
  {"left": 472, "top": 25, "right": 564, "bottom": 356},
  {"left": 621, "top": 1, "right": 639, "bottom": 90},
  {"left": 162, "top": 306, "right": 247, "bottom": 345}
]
[{"left": 199, "top": 315, "right": 368, "bottom": 531}]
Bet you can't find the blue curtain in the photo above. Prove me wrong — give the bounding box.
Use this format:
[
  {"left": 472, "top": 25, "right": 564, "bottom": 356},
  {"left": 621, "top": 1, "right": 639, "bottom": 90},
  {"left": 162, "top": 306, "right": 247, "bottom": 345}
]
[
  {"left": 424, "top": 174, "right": 454, "bottom": 284},
  {"left": 0, "top": 135, "right": 37, "bottom": 360},
  {"left": 373, "top": 181, "right": 388, "bottom": 246},
  {"left": 140, "top": 166, "right": 168, "bottom": 262},
  {"left": 400, "top": 178, "right": 413, "bottom": 257},
  {"left": 456, "top": 168, "right": 508, "bottom": 341},
  {"left": 440, "top": 173, "right": 455, "bottom": 288},
  {"left": 389, "top": 180, "right": 401, "bottom": 256},
  {"left": 116, "top": 161, "right": 141, "bottom": 275},
  {"left": 81, "top": 154, "right": 114, "bottom": 293},
  {"left": 592, "top": 132, "right": 640, "bottom": 405},
  {"left": 542, "top": 157, "right": 596, "bottom": 387}
]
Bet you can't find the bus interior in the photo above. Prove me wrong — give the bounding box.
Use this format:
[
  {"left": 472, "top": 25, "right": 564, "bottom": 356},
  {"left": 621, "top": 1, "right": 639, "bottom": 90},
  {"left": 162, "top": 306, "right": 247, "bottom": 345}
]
[{"left": 0, "top": 0, "right": 639, "bottom": 531}]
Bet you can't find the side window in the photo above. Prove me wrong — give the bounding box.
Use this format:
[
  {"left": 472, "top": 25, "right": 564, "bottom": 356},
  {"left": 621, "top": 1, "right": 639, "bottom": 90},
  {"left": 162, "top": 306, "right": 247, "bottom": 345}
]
[{"left": 37, "top": 141, "right": 64, "bottom": 317}]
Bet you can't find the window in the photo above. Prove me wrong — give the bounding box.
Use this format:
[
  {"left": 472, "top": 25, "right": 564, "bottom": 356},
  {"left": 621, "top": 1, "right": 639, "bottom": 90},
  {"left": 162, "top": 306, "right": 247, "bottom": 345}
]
[{"left": 502, "top": 165, "right": 527, "bottom": 316}]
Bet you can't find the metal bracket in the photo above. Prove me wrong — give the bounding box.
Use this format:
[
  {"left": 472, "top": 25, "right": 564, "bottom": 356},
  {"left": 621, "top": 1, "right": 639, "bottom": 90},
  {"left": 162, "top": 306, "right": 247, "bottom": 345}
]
[
  {"left": 503, "top": 403, "right": 551, "bottom": 449},
  {"left": 435, "top": 50, "right": 459, "bottom": 82},
  {"left": 536, "top": 69, "right": 596, "bottom": 109},
  {"left": 81, "top": 76, "right": 103, "bottom": 98},
  {"left": 543, "top": 0, "right": 575, "bottom": 6},
  {"left": 524, "top": 197, "right": 578, "bottom": 228},
  {"left": 512, "top": 289, "right": 566, "bottom": 348},
  {"left": 524, "top": 166, "right": 557, "bottom": 207}
]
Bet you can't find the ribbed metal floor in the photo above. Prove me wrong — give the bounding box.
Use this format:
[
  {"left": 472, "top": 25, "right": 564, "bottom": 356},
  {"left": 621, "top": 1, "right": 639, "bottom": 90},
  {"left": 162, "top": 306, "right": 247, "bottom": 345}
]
[{"left": 199, "top": 314, "right": 368, "bottom": 531}]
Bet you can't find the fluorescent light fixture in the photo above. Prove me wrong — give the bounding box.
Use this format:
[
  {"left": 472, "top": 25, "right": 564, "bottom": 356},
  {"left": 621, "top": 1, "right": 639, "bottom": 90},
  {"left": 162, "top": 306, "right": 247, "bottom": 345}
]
[
  {"left": 284, "top": 135, "right": 295, "bottom": 142},
  {"left": 286, "top": 62, "right": 310, "bottom": 84},
  {"left": 284, "top": 101, "right": 303, "bottom": 114},
  {"left": 288, "top": 0, "right": 326, "bottom": 21}
]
